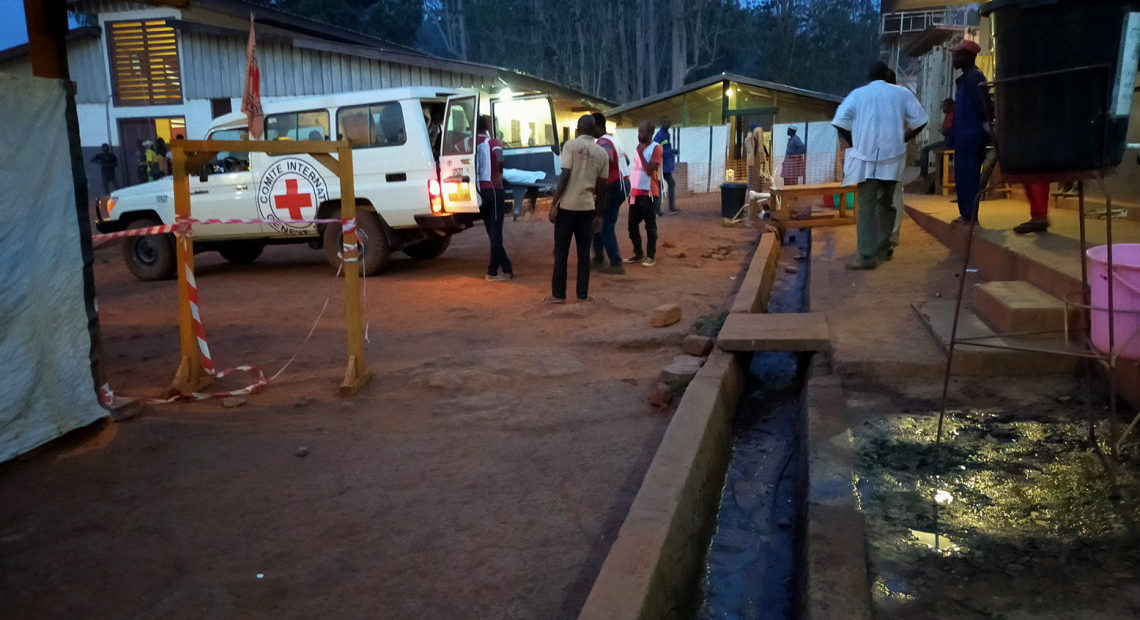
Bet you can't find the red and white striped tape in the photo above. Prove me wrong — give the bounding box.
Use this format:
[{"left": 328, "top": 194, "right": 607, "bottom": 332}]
[
  {"left": 96, "top": 215, "right": 362, "bottom": 406},
  {"left": 91, "top": 221, "right": 190, "bottom": 241},
  {"left": 184, "top": 259, "right": 215, "bottom": 376},
  {"left": 91, "top": 216, "right": 345, "bottom": 243},
  {"left": 341, "top": 217, "right": 358, "bottom": 263}
]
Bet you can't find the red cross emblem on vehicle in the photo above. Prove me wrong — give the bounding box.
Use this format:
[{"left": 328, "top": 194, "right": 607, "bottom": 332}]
[{"left": 273, "top": 178, "right": 312, "bottom": 219}]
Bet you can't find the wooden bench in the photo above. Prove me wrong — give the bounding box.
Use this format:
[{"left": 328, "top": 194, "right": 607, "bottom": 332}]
[{"left": 769, "top": 181, "right": 858, "bottom": 229}]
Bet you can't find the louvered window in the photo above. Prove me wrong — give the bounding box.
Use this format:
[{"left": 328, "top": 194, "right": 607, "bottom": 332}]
[{"left": 107, "top": 19, "right": 182, "bottom": 106}]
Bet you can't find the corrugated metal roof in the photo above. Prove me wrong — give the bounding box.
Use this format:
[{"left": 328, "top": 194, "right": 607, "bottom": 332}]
[{"left": 605, "top": 73, "right": 843, "bottom": 117}]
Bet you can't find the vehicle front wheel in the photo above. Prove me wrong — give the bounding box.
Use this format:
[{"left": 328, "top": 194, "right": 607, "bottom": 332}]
[
  {"left": 122, "top": 218, "right": 176, "bottom": 281},
  {"left": 322, "top": 208, "right": 390, "bottom": 276},
  {"left": 402, "top": 234, "right": 451, "bottom": 260},
  {"left": 218, "top": 242, "right": 265, "bottom": 265}
]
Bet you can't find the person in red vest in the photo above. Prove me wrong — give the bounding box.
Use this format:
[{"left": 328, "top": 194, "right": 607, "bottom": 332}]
[
  {"left": 590, "top": 112, "right": 628, "bottom": 274},
  {"left": 477, "top": 115, "right": 513, "bottom": 281},
  {"left": 627, "top": 120, "right": 662, "bottom": 267}
]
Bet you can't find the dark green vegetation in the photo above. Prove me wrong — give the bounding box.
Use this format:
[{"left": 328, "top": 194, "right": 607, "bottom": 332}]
[
  {"left": 269, "top": 0, "right": 880, "bottom": 101},
  {"left": 856, "top": 409, "right": 1140, "bottom": 619},
  {"left": 693, "top": 310, "right": 729, "bottom": 337}
]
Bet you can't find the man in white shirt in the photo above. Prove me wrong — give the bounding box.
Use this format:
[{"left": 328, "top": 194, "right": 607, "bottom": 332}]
[{"left": 832, "top": 61, "right": 927, "bottom": 269}]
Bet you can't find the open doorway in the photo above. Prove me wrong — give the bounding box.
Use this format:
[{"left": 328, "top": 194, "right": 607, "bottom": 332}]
[{"left": 116, "top": 116, "right": 185, "bottom": 186}]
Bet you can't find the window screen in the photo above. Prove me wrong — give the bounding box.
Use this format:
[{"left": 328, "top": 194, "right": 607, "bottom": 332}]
[{"left": 107, "top": 19, "right": 183, "bottom": 106}]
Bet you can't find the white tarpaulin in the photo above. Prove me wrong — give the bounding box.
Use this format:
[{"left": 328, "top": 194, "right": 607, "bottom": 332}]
[
  {"left": 0, "top": 73, "right": 104, "bottom": 462},
  {"left": 614, "top": 125, "right": 730, "bottom": 193},
  {"left": 773, "top": 121, "right": 841, "bottom": 186}
]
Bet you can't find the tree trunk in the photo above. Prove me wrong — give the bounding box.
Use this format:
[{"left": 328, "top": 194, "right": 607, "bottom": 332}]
[
  {"left": 647, "top": 0, "right": 658, "bottom": 94},
  {"left": 455, "top": 0, "right": 468, "bottom": 60},
  {"left": 671, "top": 0, "right": 685, "bottom": 88},
  {"left": 615, "top": 0, "right": 631, "bottom": 102},
  {"left": 634, "top": 3, "right": 646, "bottom": 99}
]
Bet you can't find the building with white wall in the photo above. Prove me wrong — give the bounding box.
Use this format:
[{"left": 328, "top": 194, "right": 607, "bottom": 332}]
[{"left": 0, "top": 0, "right": 609, "bottom": 197}]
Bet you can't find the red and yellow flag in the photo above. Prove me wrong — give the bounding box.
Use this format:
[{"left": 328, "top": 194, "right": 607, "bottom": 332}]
[{"left": 241, "top": 17, "right": 263, "bottom": 139}]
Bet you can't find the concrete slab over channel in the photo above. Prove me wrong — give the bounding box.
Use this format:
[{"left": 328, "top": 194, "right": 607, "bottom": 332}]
[{"left": 717, "top": 312, "right": 830, "bottom": 352}]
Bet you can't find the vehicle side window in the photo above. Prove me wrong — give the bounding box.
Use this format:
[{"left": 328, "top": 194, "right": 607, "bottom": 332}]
[
  {"left": 206, "top": 128, "right": 249, "bottom": 174},
  {"left": 266, "top": 110, "right": 330, "bottom": 141},
  {"left": 337, "top": 102, "right": 406, "bottom": 149}
]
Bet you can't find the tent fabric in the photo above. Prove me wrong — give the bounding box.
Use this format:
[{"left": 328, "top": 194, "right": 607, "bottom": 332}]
[{"left": 0, "top": 73, "right": 105, "bottom": 462}]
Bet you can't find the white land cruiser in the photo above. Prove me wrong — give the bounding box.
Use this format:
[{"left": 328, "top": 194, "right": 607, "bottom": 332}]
[{"left": 96, "top": 86, "right": 499, "bottom": 280}]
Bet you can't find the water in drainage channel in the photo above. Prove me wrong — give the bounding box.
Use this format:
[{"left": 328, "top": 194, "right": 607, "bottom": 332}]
[{"left": 695, "top": 230, "right": 810, "bottom": 620}]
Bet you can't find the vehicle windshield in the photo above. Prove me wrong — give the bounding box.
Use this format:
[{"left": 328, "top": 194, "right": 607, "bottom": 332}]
[{"left": 206, "top": 127, "right": 249, "bottom": 174}]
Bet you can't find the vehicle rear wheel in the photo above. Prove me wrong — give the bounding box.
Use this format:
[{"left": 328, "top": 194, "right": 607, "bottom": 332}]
[
  {"left": 218, "top": 242, "right": 265, "bottom": 265},
  {"left": 122, "top": 218, "right": 176, "bottom": 281},
  {"left": 402, "top": 234, "right": 451, "bottom": 260},
  {"left": 322, "top": 208, "right": 390, "bottom": 276}
]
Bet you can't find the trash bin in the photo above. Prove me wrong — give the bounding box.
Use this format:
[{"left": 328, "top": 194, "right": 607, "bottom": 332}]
[
  {"left": 982, "top": 0, "right": 1140, "bottom": 176},
  {"left": 720, "top": 182, "right": 748, "bottom": 218}
]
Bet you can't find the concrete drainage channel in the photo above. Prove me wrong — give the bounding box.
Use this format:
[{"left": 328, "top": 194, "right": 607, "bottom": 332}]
[{"left": 580, "top": 229, "right": 846, "bottom": 620}]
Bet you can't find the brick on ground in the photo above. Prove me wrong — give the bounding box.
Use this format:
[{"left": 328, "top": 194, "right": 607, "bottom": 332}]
[{"left": 651, "top": 303, "right": 682, "bottom": 328}]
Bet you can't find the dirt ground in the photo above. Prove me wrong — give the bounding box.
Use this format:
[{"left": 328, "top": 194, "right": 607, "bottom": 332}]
[{"left": 0, "top": 194, "right": 757, "bottom": 619}]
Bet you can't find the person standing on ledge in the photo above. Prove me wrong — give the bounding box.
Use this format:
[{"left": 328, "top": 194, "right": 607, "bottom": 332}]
[
  {"left": 654, "top": 117, "right": 679, "bottom": 214},
  {"left": 947, "top": 39, "right": 991, "bottom": 224},
  {"left": 832, "top": 61, "right": 927, "bottom": 270}
]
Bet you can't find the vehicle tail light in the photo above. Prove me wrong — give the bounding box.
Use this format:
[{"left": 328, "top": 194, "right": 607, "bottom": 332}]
[{"left": 428, "top": 179, "right": 443, "bottom": 213}]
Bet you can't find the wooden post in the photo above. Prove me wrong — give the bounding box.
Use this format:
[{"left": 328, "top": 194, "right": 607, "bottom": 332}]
[
  {"left": 337, "top": 143, "right": 370, "bottom": 395},
  {"left": 169, "top": 144, "right": 212, "bottom": 395}
]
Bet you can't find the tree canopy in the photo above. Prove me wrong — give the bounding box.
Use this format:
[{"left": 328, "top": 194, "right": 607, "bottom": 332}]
[{"left": 274, "top": 0, "right": 880, "bottom": 101}]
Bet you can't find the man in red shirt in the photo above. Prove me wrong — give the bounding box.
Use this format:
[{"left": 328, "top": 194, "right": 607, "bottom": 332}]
[
  {"left": 626, "top": 120, "right": 662, "bottom": 267},
  {"left": 477, "top": 115, "right": 512, "bottom": 281},
  {"left": 590, "top": 112, "right": 628, "bottom": 274}
]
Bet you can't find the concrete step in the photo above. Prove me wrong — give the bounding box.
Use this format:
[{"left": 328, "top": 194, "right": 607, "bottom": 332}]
[
  {"left": 973, "top": 280, "right": 1075, "bottom": 334},
  {"left": 717, "top": 312, "right": 830, "bottom": 352},
  {"left": 913, "top": 300, "right": 1081, "bottom": 375}
]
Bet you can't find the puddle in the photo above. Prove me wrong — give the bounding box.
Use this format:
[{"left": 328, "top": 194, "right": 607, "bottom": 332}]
[{"left": 855, "top": 409, "right": 1140, "bottom": 618}]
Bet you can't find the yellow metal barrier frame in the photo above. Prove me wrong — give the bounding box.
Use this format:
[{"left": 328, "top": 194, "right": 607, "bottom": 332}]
[{"left": 169, "top": 139, "right": 370, "bottom": 397}]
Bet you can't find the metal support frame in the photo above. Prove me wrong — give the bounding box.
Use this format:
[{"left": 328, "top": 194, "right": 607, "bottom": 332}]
[
  {"left": 168, "top": 139, "right": 370, "bottom": 397},
  {"left": 936, "top": 64, "right": 1131, "bottom": 456}
]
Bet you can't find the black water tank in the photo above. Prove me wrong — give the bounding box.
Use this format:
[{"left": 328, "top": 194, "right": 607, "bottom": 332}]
[
  {"left": 720, "top": 182, "right": 748, "bottom": 218},
  {"left": 982, "top": 0, "right": 1139, "bottom": 176}
]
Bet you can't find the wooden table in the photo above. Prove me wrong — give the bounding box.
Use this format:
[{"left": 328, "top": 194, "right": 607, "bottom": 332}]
[
  {"left": 940, "top": 149, "right": 955, "bottom": 196},
  {"left": 769, "top": 181, "right": 857, "bottom": 229}
]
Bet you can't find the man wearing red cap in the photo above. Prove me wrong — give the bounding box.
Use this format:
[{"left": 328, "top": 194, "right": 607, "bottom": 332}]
[{"left": 948, "top": 39, "right": 990, "bottom": 224}]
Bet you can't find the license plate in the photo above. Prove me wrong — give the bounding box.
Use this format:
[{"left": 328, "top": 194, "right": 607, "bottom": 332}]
[{"left": 444, "top": 182, "right": 470, "bottom": 203}]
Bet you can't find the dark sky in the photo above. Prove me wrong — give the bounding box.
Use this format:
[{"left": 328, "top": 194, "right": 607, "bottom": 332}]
[{"left": 0, "top": 0, "right": 28, "bottom": 51}]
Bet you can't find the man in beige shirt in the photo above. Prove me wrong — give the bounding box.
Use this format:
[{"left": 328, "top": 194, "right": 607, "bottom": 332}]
[{"left": 547, "top": 114, "right": 609, "bottom": 303}]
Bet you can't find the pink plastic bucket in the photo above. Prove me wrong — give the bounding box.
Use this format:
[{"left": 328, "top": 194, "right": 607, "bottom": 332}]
[{"left": 1087, "top": 244, "right": 1140, "bottom": 361}]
